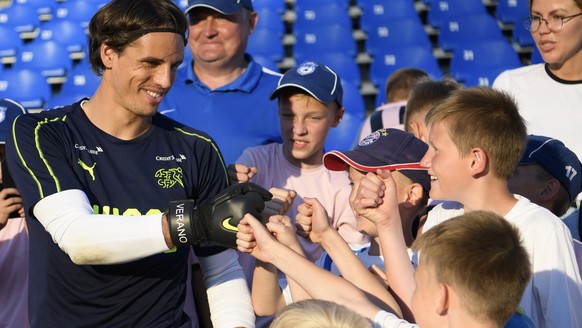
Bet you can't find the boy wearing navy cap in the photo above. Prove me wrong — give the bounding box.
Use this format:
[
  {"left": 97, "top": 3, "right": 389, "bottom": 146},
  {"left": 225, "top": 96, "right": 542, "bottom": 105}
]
[
  {"left": 228, "top": 61, "right": 368, "bottom": 325},
  {"left": 509, "top": 135, "right": 582, "bottom": 240},
  {"left": 242, "top": 128, "right": 431, "bottom": 319}
]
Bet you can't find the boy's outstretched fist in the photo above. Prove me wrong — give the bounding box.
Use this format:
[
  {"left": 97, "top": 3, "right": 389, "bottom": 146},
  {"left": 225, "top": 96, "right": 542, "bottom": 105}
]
[
  {"left": 352, "top": 170, "right": 400, "bottom": 228},
  {"left": 227, "top": 163, "right": 258, "bottom": 183},
  {"left": 263, "top": 188, "right": 297, "bottom": 218},
  {"left": 295, "top": 197, "right": 333, "bottom": 244}
]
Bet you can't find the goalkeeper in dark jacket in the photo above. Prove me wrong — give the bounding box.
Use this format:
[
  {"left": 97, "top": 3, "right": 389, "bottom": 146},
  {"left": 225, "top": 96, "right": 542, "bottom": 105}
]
[{"left": 5, "top": 0, "right": 269, "bottom": 327}]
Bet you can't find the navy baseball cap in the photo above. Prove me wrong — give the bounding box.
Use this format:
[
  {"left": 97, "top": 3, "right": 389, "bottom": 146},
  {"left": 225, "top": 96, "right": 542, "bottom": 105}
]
[
  {"left": 270, "top": 61, "right": 343, "bottom": 107},
  {"left": 519, "top": 135, "right": 582, "bottom": 202},
  {"left": 0, "top": 98, "right": 26, "bottom": 144},
  {"left": 185, "top": 0, "right": 254, "bottom": 14},
  {"left": 324, "top": 128, "right": 430, "bottom": 194}
]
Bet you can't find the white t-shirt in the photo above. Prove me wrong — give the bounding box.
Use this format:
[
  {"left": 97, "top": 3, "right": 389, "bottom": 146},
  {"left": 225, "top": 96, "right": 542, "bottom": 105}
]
[
  {"left": 424, "top": 196, "right": 582, "bottom": 328},
  {"left": 493, "top": 64, "right": 582, "bottom": 160}
]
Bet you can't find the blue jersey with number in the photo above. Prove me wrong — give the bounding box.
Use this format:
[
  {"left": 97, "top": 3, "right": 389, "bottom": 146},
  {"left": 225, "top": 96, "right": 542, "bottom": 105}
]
[
  {"left": 6, "top": 101, "right": 229, "bottom": 327},
  {"left": 160, "top": 55, "right": 283, "bottom": 165}
]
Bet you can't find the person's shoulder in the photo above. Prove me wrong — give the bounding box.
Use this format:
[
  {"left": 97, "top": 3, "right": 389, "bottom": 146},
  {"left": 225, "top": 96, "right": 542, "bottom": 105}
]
[
  {"left": 16, "top": 103, "right": 76, "bottom": 127},
  {"left": 508, "top": 195, "right": 569, "bottom": 231},
  {"left": 243, "top": 142, "right": 281, "bottom": 155},
  {"left": 260, "top": 65, "right": 282, "bottom": 79},
  {"left": 494, "top": 64, "right": 545, "bottom": 87},
  {"left": 237, "top": 142, "right": 282, "bottom": 165},
  {"left": 423, "top": 201, "right": 464, "bottom": 232}
]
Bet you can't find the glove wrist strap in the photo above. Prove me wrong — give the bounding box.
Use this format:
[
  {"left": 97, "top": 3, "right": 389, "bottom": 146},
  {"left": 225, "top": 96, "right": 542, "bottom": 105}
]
[{"left": 168, "top": 199, "right": 205, "bottom": 246}]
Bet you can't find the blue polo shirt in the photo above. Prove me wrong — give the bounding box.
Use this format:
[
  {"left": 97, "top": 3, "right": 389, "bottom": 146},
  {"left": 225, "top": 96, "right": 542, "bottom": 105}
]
[{"left": 160, "top": 55, "right": 283, "bottom": 165}]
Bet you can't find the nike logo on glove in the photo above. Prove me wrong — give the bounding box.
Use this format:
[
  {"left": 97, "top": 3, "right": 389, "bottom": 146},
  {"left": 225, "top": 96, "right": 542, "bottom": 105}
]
[{"left": 221, "top": 217, "right": 239, "bottom": 232}]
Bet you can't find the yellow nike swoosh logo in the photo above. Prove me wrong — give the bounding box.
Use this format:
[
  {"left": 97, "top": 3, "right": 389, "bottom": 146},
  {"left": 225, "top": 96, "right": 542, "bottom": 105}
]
[{"left": 221, "top": 217, "right": 238, "bottom": 232}]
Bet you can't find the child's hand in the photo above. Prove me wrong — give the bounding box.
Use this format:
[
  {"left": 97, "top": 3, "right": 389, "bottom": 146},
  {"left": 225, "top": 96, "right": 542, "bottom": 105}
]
[
  {"left": 0, "top": 187, "right": 23, "bottom": 229},
  {"left": 227, "top": 163, "right": 257, "bottom": 183},
  {"left": 295, "top": 197, "right": 332, "bottom": 244},
  {"left": 351, "top": 170, "right": 400, "bottom": 228},
  {"left": 237, "top": 214, "right": 275, "bottom": 262},
  {"left": 268, "top": 215, "right": 301, "bottom": 250},
  {"left": 262, "top": 188, "right": 297, "bottom": 218}
]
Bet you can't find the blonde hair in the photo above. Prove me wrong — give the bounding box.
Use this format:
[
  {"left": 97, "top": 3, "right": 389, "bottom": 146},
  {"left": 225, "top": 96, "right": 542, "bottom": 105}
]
[
  {"left": 270, "top": 299, "right": 372, "bottom": 328},
  {"left": 425, "top": 87, "right": 527, "bottom": 180},
  {"left": 412, "top": 211, "right": 532, "bottom": 327}
]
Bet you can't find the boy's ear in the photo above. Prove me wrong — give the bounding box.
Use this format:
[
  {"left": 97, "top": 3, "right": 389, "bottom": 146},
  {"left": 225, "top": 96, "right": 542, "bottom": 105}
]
[
  {"left": 408, "top": 120, "right": 420, "bottom": 138},
  {"left": 469, "top": 147, "right": 487, "bottom": 176},
  {"left": 331, "top": 106, "right": 345, "bottom": 128},
  {"left": 436, "top": 283, "right": 449, "bottom": 316},
  {"left": 402, "top": 182, "right": 424, "bottom": 209},
  {"left": 539, "top": 178, "right": 561, "bottom": 202}
]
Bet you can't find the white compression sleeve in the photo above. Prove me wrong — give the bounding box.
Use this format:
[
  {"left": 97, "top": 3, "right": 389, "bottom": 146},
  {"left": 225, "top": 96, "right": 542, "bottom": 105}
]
[
  {"left": 33, "top": 189, "right": 170, "bottom": 265},
  {"left": 198, "top": 249, "right": 255, "bottom": 328}
]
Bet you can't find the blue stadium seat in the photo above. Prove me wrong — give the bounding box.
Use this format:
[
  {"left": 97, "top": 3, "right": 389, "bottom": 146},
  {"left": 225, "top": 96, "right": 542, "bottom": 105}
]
[
  {"left": 365, "top": 17, "right": 433, "bottom": 57},
  {"left": 294, "top": 2, "right": 352, "bottom": 28},
  {"left": 369, "top": 45, "right": 443, "bottom": 106},
  {"left": 12, "top": 0, "right": 55, "bottom": 19},
  {"left": 324, "top": 112, "right": 363, "bottom": 152},
  {"left": 14, "top": 39, "right": 72, "bottom": 82},
  {"left": 437, "top": 14, "right": 507, "bottom": 53},
  {"left": 60, "top": 61, "right": 101, "bottom": 97},
  {"left": 359, "top": 0, "right": 421, "bottom": 33},
  {"left": 449, "top": 40, "right": 522, "bottom": 87},
  {"left": 0, "top": 4, "right": 42, "bottom": 37},
  {"left": 531, "top": 47, "right": 544, "bottom": 64},
  {"left": 0, "top": 25, "right": 22, "bottom": 64},
  {"left": 253, "top": 0, "right": 287, "bottom": 14},
  {"left": 369, "top": 45, "right": 443, "bottom": 90},
  {"left": 255, "top": 7, "right": 285, "bottom": 37},
  {"left": 341, "top": 79, "right": 366, "bottom": 121},
  {"left": 53, "top": 1, "right": 102, "bottom": 30},
  {"left": 294, "top": 0, "right": 350, "bottom": 11},
  {"left": 46, "top": 92, "right": 87, "bottom": 110},
  {"left": 0, "top": 68, "right": 52, "bottom": 110},
  {"left": 512, "top": 21, "right": 535, "bottom": 47},
  {"left": 296, "top": 52, "right": 362, "bottom": 88},
  {"left": 247, "top": 28, "right": 285, "bottom": 63},
  {"left": 496, "top": 0, "right": 530, "bottom": 25},
  {"left": 38, "top": 19, "right": 88, "bottom": 58},
  {"left": 426, "top": 0, "right": 488, "bottom": 31},
  {"left": 294, "top": 24, "right": 357, "bottom": 60}
]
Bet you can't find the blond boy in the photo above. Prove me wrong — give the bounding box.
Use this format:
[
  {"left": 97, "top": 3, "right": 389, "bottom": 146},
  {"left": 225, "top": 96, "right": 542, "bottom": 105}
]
[{"left": 353, "top": 87, "right": 582, "bottom": 327}]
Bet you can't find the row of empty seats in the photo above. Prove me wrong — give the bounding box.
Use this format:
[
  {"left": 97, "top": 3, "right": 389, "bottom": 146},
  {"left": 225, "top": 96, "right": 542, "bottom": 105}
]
[{"left": 1, "top": 0, "right": 541, "bottom": 115}]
